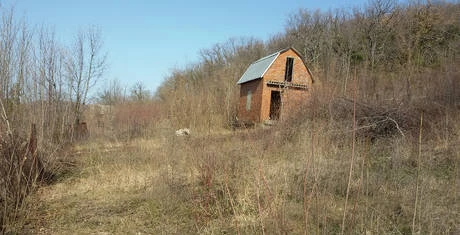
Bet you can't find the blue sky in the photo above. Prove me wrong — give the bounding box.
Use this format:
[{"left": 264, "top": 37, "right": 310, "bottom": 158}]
[{"left": 9, "top": 0, "right": 369, "bottom": 93}]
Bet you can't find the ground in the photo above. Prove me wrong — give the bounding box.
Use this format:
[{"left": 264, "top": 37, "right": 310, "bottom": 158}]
[
  {"left": 24, "top": 139, "right": 166, "bottom": 234},
  {"left": 19, "top": 126, "right": 459, "bottom": 234}
]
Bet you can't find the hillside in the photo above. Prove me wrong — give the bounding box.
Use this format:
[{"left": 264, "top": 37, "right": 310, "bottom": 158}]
[
  {"left": 154, "top": 1, "right": 459, "bottom": 131},
  {"left": 1, "top": 0, "right": 459, "bottom": 234}
]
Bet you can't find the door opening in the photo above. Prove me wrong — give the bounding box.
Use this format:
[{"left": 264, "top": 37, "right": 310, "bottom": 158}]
[{"left": 269, "top": 90, "right": 281, "bottom": 120}]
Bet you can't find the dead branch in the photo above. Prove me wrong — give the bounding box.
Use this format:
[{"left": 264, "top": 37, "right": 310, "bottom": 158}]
[{"left": 0, "top": 98, "right": 13, "bottom": 137}]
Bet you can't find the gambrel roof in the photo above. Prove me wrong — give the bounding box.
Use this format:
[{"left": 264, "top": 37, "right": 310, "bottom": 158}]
[{"left": 236, "top": 47, "right": 313, "bottom": 85}]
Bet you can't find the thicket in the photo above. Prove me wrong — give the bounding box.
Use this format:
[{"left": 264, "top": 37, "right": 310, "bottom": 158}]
[
  {"left": 0, "top": 5, "right": 106, "bottom": 232},
  {"left": 145, "top": 0, "right": 459, "bottom": 234},
  {"left": 153, "top": 0, "right": 458, "bottom": 131}
]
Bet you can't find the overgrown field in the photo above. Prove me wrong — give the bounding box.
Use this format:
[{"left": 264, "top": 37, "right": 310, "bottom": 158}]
[
  {"left": 1, "top": 1, "right": 459, "bottom": 234},
  {"left": 19, "top": 107, "right": 459, "bottom": 234}
]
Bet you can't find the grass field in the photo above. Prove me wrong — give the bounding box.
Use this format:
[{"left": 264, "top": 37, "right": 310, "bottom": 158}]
[
  {"left": 23, "top": 138, "right": 166, "bottom": 234},
  {"left": 18, "top": 116, "right": 458, "bottom": 234}
]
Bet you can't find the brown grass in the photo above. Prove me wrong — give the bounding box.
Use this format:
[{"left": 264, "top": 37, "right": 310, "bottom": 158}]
[
  {"left": 15, "top": 100, "right": 458, "bottom": 234},
  {"left": 1, "top": 1, "right": 458, "bottom": 233},
  {"left": 13, "top": 65, "right": 460, "bottom": 234},
  {"left": 22, "top": 138, "right": 165, "bottom": 234}
]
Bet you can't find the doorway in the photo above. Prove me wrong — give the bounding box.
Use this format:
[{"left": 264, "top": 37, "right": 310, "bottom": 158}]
[{"left": 269, "top": 90, "right": 281, "bottom": 120}]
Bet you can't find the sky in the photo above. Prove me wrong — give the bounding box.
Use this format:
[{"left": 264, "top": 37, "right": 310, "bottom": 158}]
[{"left": 7, "top": 0, "right": 369, "bottom": 94}]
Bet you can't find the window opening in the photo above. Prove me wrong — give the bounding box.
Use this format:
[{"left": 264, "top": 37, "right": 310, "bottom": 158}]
[
  {"left": 246, "top": 89, "right": 252, "bottom": 111},
  {"left": 284, "top": 57, "right": 294, "bottom": 82}
]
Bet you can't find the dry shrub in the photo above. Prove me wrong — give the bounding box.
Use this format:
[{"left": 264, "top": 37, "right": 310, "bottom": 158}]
[
  {"left": 154, "top": 132, "right": 261, "bottom": 233},
  {"left": 277, "top": 65, "right": 459, "bottom": 144},
  {"left": 249, "top": 69, "right": 459, "bottom": 233},
  {"left": 0, "top": 129, "right": 43, "bottom": 232},
  {"left": 0, "top": 122, "right": 75, "bottom": 233},
  {"left": 189, "top": 135, "right": 255, "bottom": 230},
  {"left": 113, "top": 102, "right": 161, "bottom": 139}
]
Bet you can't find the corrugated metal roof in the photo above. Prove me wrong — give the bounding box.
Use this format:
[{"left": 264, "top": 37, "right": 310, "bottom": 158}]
[{"left": 236, "top": 51, "right": 280, "bottom": 84}]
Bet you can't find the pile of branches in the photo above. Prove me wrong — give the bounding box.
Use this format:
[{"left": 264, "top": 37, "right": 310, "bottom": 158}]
[{"left": 330, "top": 98, "right": 422, "bottom": 141}]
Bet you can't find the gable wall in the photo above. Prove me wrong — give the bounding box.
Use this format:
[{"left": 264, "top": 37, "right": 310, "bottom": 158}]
[
  {"left": 264, "top": 49, "right": 312, "bottom": 85},
  {"left": 260, "top": 49, "right": 312, "bottom": 121}
]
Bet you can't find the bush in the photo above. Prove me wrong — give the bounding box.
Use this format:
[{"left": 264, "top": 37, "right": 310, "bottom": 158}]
[{"left": 0, "top": 127, "right": 43, "bottom": 232}]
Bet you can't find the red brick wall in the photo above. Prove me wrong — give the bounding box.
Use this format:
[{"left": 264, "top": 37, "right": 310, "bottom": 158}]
[{"left": 238, "top": 79, "right": 264, "bottom": 122}]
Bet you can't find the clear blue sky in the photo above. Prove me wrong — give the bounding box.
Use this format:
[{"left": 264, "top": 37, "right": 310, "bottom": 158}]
[{"left": 8, "top": 0, "right": 369, "bottom": 94}]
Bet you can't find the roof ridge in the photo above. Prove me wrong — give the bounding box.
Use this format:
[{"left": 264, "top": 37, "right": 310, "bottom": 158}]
[{"left": 252, "top": 51, "right": 280, "bottom": 63}]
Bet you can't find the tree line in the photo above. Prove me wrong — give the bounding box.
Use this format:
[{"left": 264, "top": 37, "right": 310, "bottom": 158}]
[
  {"left": 0, "top": 6, "right": 106, "bottom": 230},
  {"left": 0, "top": 7, "right": 106, "bottom": 142},
  {"left": 154, "top": 0, "right": 459, "bottom": 130}
]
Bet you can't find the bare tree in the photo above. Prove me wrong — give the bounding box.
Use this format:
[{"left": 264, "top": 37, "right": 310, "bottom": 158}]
[
  {"left": 0, "top": 7, "right": 18, "bottom": 114},
  {"left": 130, "top": 81, "right": 151, "bottom": 102},
  {"left": 98, "top": 78, "right": 125, "bottom": 105},
  {"left": 66, "top": 26, "right": 107, "bottom": 124}
]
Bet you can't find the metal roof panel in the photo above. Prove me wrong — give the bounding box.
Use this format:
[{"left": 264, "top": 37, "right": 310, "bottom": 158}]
[{"left": 236, "top": 51, "right": 280, "bottom": 84}]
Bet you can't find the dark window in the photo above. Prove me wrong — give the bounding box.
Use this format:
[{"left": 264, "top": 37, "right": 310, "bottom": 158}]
[{"left": 284, "top": 57, "right": 294, "bottom": 82}]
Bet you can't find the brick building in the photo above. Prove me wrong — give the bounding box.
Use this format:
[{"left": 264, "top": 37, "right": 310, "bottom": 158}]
[{"left": 237, "top": 47, "right": 313, "bottom": 123}]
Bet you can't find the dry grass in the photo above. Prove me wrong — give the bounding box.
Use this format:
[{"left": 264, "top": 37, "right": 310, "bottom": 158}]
[
  {"left": 18, "top": 107, "right": 459, "bottom": 234},
  {"left": 22, "top": 138, "right": 166, "bottom": 234}
]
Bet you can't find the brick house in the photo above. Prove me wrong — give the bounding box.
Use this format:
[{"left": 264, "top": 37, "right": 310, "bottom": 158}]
[{"left": 237, "top": 47, "right": 313, "bottom": 123}]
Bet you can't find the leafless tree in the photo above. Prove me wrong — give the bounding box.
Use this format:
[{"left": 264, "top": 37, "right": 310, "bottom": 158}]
[
  {"left": 66, "top": 26, "right": 107, "bottom": 124},
  {"left": 130, "top": 81, "right": 151, "bottom": 102},
  {"left": 98, "top": 78, "right": 126, "bottom": 105}
]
